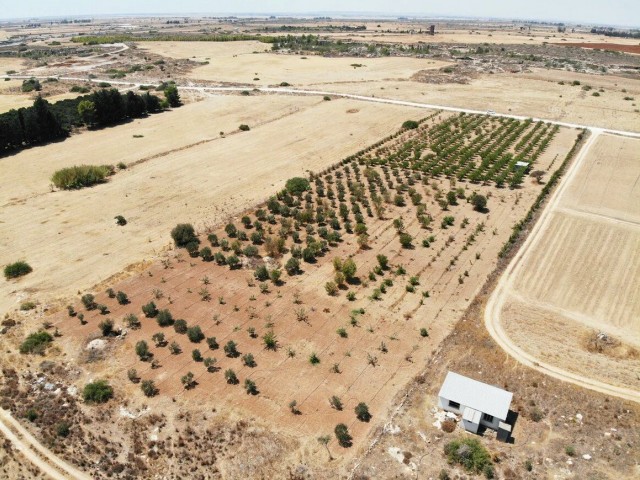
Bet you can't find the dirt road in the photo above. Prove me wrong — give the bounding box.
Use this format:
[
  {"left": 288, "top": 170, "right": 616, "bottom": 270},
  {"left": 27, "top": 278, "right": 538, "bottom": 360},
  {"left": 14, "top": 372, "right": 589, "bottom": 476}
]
[{"left": 0, "top": 408, "right": 92, "bottom": 480}]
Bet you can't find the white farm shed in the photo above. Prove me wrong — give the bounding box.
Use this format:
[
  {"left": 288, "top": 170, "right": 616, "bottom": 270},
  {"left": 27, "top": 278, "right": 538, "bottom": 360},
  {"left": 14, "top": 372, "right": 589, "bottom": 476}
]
[{"left": 438, "top": 371, "right": 513, "bottom": 440}]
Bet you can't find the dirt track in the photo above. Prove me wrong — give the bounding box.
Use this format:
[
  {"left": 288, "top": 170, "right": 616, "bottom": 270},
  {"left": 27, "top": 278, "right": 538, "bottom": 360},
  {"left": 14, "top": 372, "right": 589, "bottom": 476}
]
[{"left": 0, "top": 408, "right": 91, "bottom": 480}]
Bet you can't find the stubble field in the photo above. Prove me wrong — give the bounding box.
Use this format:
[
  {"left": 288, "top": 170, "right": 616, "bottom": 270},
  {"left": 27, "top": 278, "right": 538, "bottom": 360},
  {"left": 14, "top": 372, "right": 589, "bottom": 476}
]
[{"left": 498, "top": 133, "right": 640, "bottom": 394}]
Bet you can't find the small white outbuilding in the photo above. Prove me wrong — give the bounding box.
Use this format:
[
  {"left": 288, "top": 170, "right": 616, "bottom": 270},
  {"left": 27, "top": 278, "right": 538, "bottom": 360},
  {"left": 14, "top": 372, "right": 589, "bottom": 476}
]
[{"left": 438, "top": 371, "right": 513, "bottom": 441}]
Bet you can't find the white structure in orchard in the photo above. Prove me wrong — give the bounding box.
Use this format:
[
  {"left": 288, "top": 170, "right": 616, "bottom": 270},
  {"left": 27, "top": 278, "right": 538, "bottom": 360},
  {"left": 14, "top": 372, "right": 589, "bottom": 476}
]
[{"left": 438, "top": 371, "right": 513, "bottom": 441}]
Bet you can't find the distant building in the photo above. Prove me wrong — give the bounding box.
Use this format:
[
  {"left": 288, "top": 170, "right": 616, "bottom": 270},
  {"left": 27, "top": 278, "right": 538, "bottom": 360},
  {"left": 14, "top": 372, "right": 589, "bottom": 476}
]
[
  {"left": 429, "top": 25, "right": 435, "bottom": 35},
  {"left": 515, "top": 161, "right": 530, "bottom": 171},
  {"left": 438, "top": 371, "right": 513, "bottom": 441}
]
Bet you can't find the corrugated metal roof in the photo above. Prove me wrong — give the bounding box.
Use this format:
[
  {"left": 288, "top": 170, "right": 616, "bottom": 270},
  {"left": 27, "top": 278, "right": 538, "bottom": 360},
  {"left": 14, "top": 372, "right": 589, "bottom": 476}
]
[{"left": 438, "top": 371, "right": 513, "bottom": 420}]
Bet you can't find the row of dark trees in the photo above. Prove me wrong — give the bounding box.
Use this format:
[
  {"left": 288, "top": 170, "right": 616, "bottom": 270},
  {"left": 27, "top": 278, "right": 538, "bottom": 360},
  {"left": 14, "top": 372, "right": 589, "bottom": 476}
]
[
  {"left": 0, "top": 87, "right": 172, "bottom": 156},
  {"left": 590, "top": 27, "right": 640, "bottom": 39}
]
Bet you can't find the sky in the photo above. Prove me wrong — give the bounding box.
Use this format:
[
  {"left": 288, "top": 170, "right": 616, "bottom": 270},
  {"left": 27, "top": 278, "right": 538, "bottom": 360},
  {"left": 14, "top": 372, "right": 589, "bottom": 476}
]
[{"left": 1, "top": 1, "right": 638, "bottom": 27}]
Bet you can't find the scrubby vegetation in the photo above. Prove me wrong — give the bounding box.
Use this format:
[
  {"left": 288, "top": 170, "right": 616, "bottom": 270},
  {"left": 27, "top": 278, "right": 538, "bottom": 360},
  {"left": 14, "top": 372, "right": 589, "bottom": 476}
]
[
  {"left": 4, "top": 261, "right": 33, "bottom": 279},
  {"left": 444, "top": 438, "right": 493, "bottom": 477},
  {"left": 51, "top": 164, "right": 114, "bottom": 190},
  {"left": 19, "top": 331, "right": 53, "bottom": 354},
  {"left": 83, "top": 380, "right": 114, "bottom": 404}
]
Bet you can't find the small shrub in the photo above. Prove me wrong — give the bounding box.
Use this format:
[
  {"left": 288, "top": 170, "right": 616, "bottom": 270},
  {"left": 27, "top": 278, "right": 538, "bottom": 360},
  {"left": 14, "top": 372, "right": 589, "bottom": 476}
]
[
  {"left": 174, "top": 319, "right": 188, "bottom": 334},
  {"left": 99, "top": 319, "right": 115, "bottom": 336},
  {"left": 399, "top": 233, "right": 413, "bottom": 248},
  {"left": 355, "top": 402, "right": 371, "bottom": 422},
  {"left": 224, "top": 340, "right": 239, "bottom": 357},
  {"left": 83, "top": 380, "right": 113, "bottom": 404},
  {"left": 207, "top": 337, "right": 219, "bottom": 350},
  {"left": 56, "top": 422, "right": 71, "bottom": 437},
  {"left": 192, "top": 349, "right": 203, "bottom": 362},
  {"left": 309, "top": 352, "right": 320, "bottom": 365},
  {"left": 142, "top": 301, "right": 158, "bottom": 318},
  {"left": 441, "top": 419, "right": 456, "bottom": 433},
  {"left": 420, "top": 328, "right": 429, "bottom": 337},
  {"left": 239, "top": 124, "right": 250, "bottom": 131},
  {"left": 51, "top": 165, "right": 113, "bottom": 190},
  {"left": 20, "top": 301, "right": 36, "bottom": 311},
  {"left": 156, "top": 309, "right": 173, "bottom": 327},
  {"left": 244, "top": 378, "right": 258, "bottom": 394},
  {"left": 81, "top": 293, "right": 97, "bottom": 310},
  {"left": 242, "top": 353, "right": 256, "bottom": 367},
  {"left": 171, "top": 223, "right": 198, "bottom": 248},
  {"left": 19, "top": 331, "right": 53, "bottom": 354},
  {"left": 141, "top": 380, "right": 157, "bottom": 397},
  {"left": 565, "top": 445, "right": 576, "bottom": 457},
  {"left": 263, "top": 330, "right": 277, "bottom": 350},
  {"left": 402, "top": 120, "right": 419, "bottom": 130},
  {"left": 225, "top": 369, "right": 238, "bottom": 384},
  {"left": 4, "top": 261, "right": 33, "bottom": 280},
  {"left": 187, "top": 326, "right": 204, "bottom": 343},
  {"left": 444, "top": 438, "right": 492, "bottom": 474},
  {"left": 334, "top": 423, "right": 352, "bottom": 447},
  {"left": 135, "top": 340, "right": 150, "bottom": 360},
  {"left": 329, "top": 395, "right": 343, "bottom": 410},
  {"left": 472, "top": 194, "right": 487, "bottom": 211},
  {"left": 115, "top": 291, "right": 129, "bottom": 304}
]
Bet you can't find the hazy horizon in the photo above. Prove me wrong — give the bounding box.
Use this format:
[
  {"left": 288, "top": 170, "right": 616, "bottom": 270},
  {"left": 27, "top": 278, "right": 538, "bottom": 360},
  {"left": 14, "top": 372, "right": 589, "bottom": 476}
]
[{"left": 1, "top": 1, "right": 638, "bottom": 28}]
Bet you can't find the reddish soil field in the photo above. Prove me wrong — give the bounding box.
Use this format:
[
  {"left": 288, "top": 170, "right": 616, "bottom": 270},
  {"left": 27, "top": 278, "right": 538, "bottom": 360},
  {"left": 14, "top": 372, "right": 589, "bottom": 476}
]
[
  {"left": 554, "top": 42, "right": 640, "bottom": 54},
  {"left": 49, "top": 113, "right": 580, "bottom": 451}
]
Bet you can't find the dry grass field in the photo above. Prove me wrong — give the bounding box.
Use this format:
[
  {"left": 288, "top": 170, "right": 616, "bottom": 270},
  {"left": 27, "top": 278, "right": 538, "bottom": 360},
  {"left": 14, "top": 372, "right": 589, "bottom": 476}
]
[
  {"left": 0, "top": 95, "right": 427, "bottom": 314},
  {"left": 498, "top": 133, "right": 640, "bottom": 393},
  {"left": 139, "top": 41, "right": 449, "bottom": 86}
]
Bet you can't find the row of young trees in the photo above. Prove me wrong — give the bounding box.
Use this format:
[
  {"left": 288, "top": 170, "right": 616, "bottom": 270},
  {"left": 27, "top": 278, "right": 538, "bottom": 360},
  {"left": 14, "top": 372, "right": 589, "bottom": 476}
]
[{"left": 0, "top": 86, "right": 178, "bottom": 155}]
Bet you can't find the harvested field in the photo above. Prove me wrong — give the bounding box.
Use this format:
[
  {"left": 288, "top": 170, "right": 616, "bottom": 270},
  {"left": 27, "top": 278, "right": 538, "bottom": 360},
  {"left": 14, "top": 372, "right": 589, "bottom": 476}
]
[
  {"left": 48, "top": 113, "right": 579, "bottom": 456},
  {"left": 138, "top": 41, "right": 449, "bottom": 85},
  {"left": 0, "top": 95, "right": 428, "bottom": 314},
  {"left": 496, "top": 133, "right": 640, "bottom": 393},
  {"left": 554, "top": 42, "right": 640, "bottom": 55}
]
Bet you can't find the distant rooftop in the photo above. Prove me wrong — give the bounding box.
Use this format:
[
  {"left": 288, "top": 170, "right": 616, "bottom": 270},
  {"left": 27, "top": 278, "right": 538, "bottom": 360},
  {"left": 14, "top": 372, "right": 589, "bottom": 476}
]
[{"left": 438, "top": 371, "right": 513, "bottom": 420}]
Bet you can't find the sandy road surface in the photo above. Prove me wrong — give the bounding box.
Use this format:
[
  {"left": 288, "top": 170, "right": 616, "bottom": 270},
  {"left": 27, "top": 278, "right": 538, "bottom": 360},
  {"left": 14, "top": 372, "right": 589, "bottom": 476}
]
[{"left": 484, "top": 130, "right": 640, "bottom": 403}]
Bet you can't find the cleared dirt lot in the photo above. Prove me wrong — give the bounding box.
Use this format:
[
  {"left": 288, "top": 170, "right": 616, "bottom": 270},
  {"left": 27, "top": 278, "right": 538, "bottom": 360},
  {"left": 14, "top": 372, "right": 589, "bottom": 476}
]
[
  {"left": 497, "top": 133, "right": 640, "bottom": 393},
  {"left": 0, "top": 95, "right": 426, "bottom": 314},
  {"left": 138, "top": 41, "right": 449, "bottom": 85}
]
